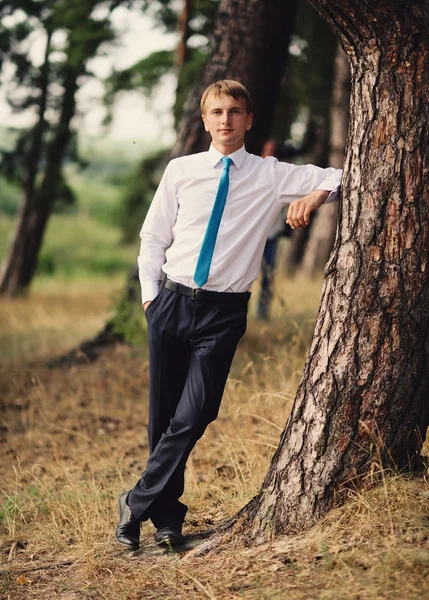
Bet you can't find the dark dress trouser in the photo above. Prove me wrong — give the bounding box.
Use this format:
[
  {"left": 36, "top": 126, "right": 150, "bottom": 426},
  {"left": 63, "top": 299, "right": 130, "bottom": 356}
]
[{"left": 127, "top": 285, "right": 248, "bottom": 528}]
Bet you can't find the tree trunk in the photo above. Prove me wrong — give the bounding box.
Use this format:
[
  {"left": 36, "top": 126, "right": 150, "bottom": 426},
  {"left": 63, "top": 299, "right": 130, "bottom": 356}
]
[
  {"left": 172, "top": 0, "right": 298, "bottom": 157},
  {"left": 301, "top": 42, "right": 350, "bottom": 276},
  {"left": 241, "top": 0, "right": 429, "bottom": 539},
  {"left": 176, "top": 0, "right": 192, "bottom": 68},
  {"left": 0, "top": 67, "right": 78, "bottom": 296},
  {"left": 0, "top": 30, "right": 52, "bottom": 296}
]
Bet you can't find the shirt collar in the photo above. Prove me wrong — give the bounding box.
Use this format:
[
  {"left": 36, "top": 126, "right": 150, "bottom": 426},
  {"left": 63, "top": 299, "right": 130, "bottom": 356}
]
[{"left": 208, "top": 144, "right": 247, "bottom": 170}]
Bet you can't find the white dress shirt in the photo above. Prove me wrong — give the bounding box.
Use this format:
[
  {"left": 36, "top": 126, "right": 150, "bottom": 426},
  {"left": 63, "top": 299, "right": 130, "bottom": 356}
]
[{"left": 138, "top": 144, "right": 342, "bottom": 303}]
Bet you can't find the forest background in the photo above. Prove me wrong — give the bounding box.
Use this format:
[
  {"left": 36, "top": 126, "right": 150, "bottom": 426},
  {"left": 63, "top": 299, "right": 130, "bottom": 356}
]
[{"left": 1, "top": 1, "right": 428, "bottom": 599}]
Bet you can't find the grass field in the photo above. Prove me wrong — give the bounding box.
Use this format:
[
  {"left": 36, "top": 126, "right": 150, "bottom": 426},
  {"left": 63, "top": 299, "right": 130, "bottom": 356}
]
[
  {"left": 1, "top": 274, "right": 429, "bottom": 599},
  {"left": 0, "top": 215, "right": 137, "bottom": 280}
]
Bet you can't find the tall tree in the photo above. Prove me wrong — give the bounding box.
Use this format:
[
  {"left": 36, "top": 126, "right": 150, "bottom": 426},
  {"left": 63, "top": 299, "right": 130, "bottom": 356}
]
[
  {"left": 0, "top": 0, "right": 131, "bottom": 297},
  {"left": 302, "top": 42, "right": 350, "bottom": 275},
  {"left": 225, "top": 0, "right": 429, "bottom": 541}
]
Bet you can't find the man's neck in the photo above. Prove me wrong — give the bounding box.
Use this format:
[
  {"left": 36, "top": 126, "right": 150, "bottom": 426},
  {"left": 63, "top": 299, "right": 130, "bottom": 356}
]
[{"left": 212, "top": 141, "right": 244, "bottom": 156}]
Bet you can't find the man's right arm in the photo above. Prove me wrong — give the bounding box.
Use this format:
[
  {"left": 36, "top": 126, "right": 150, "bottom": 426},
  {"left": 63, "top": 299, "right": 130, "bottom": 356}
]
[
  {"left": 137, "top": 161, "right": 179, "bottom": 307},
  {"left": 272, "top": 159, "right": 342, "bottom": 229}
]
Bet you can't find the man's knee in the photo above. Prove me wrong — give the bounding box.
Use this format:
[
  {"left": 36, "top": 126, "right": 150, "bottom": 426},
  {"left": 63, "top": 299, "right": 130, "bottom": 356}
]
[{"left": 171, "top": 407, "right": 218, "bottom": 440}]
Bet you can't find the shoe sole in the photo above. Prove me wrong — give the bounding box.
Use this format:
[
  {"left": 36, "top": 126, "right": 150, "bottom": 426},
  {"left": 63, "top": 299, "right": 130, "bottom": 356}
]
[
  {"left": 115, "top": 531, "right": 139, "bottom": 550},
  {"left": 155, "top": 534, "right": 184, "bottom": 547}
]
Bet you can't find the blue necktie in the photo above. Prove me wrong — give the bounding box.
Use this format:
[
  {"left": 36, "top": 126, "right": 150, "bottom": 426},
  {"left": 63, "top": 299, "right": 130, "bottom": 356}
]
[{"left": 194, "top": 156, "right": 233, "bottom": 287}]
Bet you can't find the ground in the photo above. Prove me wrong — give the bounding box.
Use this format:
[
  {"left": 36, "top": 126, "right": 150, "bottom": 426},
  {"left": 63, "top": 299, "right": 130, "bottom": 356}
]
[{"left": 1, "top": 274, "right": 428, "bottom": 600}]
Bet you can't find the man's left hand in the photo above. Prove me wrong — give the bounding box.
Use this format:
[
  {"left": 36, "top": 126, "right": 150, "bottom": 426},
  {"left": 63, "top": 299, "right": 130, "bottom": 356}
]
[{"left": 286, "top": 189, "right": 329, "bottom": 229}]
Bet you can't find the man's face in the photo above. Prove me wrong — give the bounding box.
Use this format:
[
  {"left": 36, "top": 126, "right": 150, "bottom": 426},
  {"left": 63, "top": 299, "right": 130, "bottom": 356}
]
[{"left": 201, "top": 93, "right": 253, "bottom": 153}]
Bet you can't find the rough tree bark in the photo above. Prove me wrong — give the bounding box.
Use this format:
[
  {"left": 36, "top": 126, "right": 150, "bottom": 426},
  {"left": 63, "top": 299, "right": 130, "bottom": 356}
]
[
  {"left": 238, "top": 0, "right": 429, "bottom": 540},
  {"left": 302, "top": 42, "right": 350, "bottom": 275}
]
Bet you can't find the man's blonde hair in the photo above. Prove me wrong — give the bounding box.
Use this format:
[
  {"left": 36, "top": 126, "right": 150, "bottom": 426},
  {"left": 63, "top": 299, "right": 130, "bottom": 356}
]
[{"left": 200, "top": 80, "right": 253, "bottom": 114}]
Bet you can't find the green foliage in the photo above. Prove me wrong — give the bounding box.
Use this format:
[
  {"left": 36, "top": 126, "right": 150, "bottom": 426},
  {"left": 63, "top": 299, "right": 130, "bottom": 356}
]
[
  {"left": 66, "top": 168, "right": 123, "bottom": 224},
  {"left": 105, "top": 0, "right": 220, "bottom": 131},
  {"left": 142, "top": 0, "right": 220, "bottom": 36},
  {"left": 0, "top": 2, "right": 138, "bottom": 230},
  {"left": 142, "top": 0, "right": 178, "bottom": 32},
  {"left": 0, "top": 127, "right": 31, "bottom": 182},
  {"left": 294, "top": 2, "right": 337, "bottom": 119},
  {"left": 117, "top": 147, "right": 169, "bottom": 243},
  {"left": 104, "top": 50, "right": 175, "bottom": 119},
  {"left": 0, "top": 214, "right": 136, "bottom": 277},
  {"left": 173, "top": 47, "right": 208, "bottom": 126},
  {"left": 108, "top": 282, "right": 147, "bottom": 345},
  {"left": 269, "top": 0, "right": 337, "bottom": 145},
  {"left": 0, "top": 175, "right": 21, "bottom": 216},
  {"left": 36, "top": 214, "right": 136, "bottom": 277}
]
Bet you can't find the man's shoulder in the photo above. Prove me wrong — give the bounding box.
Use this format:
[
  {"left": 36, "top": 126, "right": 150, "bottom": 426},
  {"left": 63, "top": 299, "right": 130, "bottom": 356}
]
[
  {"left": 246, "top": 153, "right": 276, "bottom": 165},
  {"left": 243, "top": 153, "right": 280, "bottom": 175}
]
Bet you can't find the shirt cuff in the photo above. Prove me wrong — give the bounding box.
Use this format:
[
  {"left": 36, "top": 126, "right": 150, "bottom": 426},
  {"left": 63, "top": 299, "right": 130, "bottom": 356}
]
[
  {"left": 141, "top": 280, "right": 160, "bottom": 305},
  {"left": 318, "top": 184, "right": 340, "bottom": 204}
]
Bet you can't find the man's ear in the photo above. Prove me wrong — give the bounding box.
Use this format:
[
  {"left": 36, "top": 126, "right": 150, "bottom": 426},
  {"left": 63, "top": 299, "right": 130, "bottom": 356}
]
[
  {"left": 201, "top": 113, "right": 209, "bottom": 132},
  {"left": 246, "top": 113, "right": 253, "bottom": 131}
]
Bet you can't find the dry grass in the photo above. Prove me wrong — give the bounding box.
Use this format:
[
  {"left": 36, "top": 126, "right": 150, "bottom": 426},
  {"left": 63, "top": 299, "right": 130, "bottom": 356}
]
[{"left": 1, "top": 274, "right": 428, "bottom": 600}]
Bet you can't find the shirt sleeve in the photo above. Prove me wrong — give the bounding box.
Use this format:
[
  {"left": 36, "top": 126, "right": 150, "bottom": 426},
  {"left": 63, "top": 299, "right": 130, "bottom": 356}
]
[
  {"left": 137, "top": 161, "right": 178, "bottom": 305},
  {"left": 273, "top": 160, "right": 342, "bottom": 205}
]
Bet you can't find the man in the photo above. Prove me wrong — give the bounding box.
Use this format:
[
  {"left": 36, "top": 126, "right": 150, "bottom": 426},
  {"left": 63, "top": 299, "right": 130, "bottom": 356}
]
[{"left": 116, "top": 80, "right": 342, "bottom": 550}]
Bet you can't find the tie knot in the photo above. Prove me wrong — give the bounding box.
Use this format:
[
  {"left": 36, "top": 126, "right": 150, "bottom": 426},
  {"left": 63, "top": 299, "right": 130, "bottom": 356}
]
[{"left": 221, "top": 156, "right": 233, "bottom": 170}]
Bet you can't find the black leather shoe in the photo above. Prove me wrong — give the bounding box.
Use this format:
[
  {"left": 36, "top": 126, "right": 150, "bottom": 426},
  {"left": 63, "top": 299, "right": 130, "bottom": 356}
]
[
  {"left": 154, "top": 523, "right": 184, "bottom": 547},
  {"left": 115, "top": 490, "right": 140, "bottom": 550}
]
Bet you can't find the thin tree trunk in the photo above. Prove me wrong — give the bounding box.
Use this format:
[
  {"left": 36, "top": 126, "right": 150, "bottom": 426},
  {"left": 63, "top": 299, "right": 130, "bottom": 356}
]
[
  {"left": 241, "top": 0, "right": 429, "bottom": 539},
  {"left": 176, "top": 0, "right": 192, "bottom": 68},
  {"left": 0, "top": 30, "right": 52, "bottom": 296},
  {"left": 173, "top": 0, "right": 193, "bottom": 127},
  {"left": 302, "top": 42, "right": 350, "bottom": 275},
  {"left": 0, "top": 68, "right": 78, "bottom": 296}
]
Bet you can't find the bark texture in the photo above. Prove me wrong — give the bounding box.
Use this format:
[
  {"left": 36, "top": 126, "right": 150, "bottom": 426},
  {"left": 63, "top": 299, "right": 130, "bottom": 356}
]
[
  {"left": 172, "top": 0, "right": 298, "bottom": 157},
  {"left": 244, "top": 0, "right": 429, "bottom": 538},
  {"left": 302, "top": 43, "right": 350, "bottom": 275}
]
